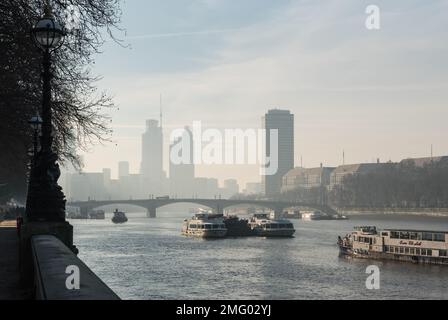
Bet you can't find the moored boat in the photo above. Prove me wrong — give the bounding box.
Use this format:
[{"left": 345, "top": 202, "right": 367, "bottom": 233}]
[
  {"left": 182, "top": 213, "right": 227, "bottom": 238},
  {"left": 338, "top": 226, "right": 448, "bottom": 265},
  {"left": 223, "top": 215, "right": 255, "bottom": 237},
  {"left": 248, "top": 213, "right": 295, "bottom": 237},
  {"left": 301, "top": 210, "right": 348, "bottom": 221}
]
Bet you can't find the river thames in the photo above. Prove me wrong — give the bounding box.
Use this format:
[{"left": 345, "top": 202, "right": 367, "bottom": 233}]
[{"left": 71, "top": 212, "right": 448, "bottom": 300}]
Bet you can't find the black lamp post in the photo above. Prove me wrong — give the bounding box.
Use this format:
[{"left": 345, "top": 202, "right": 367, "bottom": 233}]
[
  {"left": 28, "top": 115, "right": 43, "bottom": 159},
  {"left": 26, "top": 3, "right": 66, "bottom": 222}
]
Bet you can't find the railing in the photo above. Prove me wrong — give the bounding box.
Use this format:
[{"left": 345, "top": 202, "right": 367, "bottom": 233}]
[{"left": 31, "top": 235, "right": 120, "bottom": 300}]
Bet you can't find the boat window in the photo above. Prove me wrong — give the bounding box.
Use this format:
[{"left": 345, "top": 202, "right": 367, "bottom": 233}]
[
  {"left": 439, "top": 250, "right": 447, "bottom": 257},
  {"left": 405, "top": 247, "right": 410, "bottom": 254},
  {"left": 390, "top": 231, "right": 399, "bottom": 239},
  {"left": 422, "top": 232, "right": 433, "bottom": 241},
  {"left": 400, "top": 232, "right": 409, "bottom": 239},
  {"left": 212, "top": 225, "right": 219, "bottom": 229},
  {"left": 381, "top": 232, "right": 388, "bottom": 237},
  {"left": 384, "top": 245, "right": 389, "bottom": 252},
  {"left": 409, "top": 232, "right": 418, "bottom": 240},
  {"left": 433, "top": 233, "right": 445, "bottom": 242},
  {"left": 416, "top": 233, "right": 422, "bottom": 240},
  {"left": 271, "top": 224, "right": 278, "bottom": 229},
  {"left": 189, "top": 224, "right": 197, "bottom": 229},
  {"left": 427, "top": 249, "right": 432, "bottom": 256},
  {"left": 205, "top": 224, "right": 212, "bottom": 229},
  {"left": 395, "top": 247, "right": 400, "bottom": 253},
  {"left": 399, "top": 247, "right": 404, "bottom": 254},
  {"left": 421, "top": 249, "right": 427, "bottom": 256},
  {"left": 410, "top": 248, "right": 415, "bottom": 255},
  {"left": 416, "top": 248, "right": 421, "bottom": 255}
]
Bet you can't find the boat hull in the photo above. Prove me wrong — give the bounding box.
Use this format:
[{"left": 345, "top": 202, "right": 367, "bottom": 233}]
[
  {"left": 112, "top": 217, "right": 128, "bottom": 224},
  {"left": 255, "top": 229, "right": 295, "bottom": 237},
  {"left": 338, "top": 245, "right": 448, "bottom": 265},
  {"left": 182, "top": 229, "right": 227, "bottom": 238}
]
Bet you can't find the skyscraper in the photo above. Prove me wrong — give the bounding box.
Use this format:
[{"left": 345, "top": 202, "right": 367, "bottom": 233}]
[
  {"left": 169, "top": 127, "right": 195, "bottom": 197},
  {"left": 118, "top": 161, "right": 129, "bottom": 178},
  {"left": 262, "top": 109, "right": 294, "bottom": 196},
  {"left": 140, "top": 119, "right": 164, "bottom": 183}
]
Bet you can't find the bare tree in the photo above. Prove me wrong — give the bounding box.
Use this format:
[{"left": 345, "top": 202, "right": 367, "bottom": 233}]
[{"left": 0, "top": 0, "right": 123, "bottom": 201}]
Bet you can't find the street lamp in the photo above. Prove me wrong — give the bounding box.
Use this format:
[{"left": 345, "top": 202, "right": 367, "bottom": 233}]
[
  {"left": 25, "top": 2, "right": 66, "bottom": 222},
  {"left": 28, "top": 115, "right": 42, "bottom": 158}
]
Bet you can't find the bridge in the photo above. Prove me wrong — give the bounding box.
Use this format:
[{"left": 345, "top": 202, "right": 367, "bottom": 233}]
[{"left": 68, "top": 198, "right": 338, "bottom": 218}]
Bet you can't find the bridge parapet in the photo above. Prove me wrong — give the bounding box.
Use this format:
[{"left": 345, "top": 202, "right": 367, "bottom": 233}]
[{"left": 68, "top": 199, "right": 338, "bottom": 217}]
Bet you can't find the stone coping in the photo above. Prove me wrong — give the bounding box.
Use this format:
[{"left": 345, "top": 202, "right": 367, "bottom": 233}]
[{"left": 31, "top": 235, "right": 120, "bottom": 300}]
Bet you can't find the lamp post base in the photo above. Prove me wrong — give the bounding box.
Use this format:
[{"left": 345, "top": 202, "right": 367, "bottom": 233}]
[{"left": 25, "top": 150, "right": 66, "bottom": 222}]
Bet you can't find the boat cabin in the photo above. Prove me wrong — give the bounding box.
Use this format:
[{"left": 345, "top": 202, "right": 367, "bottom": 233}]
[{"left": 350, "top": 226, "right": 448, "bottom": 258}]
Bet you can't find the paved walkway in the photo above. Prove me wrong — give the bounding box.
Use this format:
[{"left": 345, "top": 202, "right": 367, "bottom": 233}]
[{"left": 0, "top": 223, "right": 31, "bottom": 299}]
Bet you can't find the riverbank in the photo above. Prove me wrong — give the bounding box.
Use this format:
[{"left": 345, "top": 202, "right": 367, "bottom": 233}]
[{"left": 337, "top": 207, "right": 448, "bottom": 217}]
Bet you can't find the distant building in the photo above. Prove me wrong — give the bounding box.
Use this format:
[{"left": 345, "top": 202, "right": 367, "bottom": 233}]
[
  {"left": 119, "top": 174, "right": 144, "bottom": 199},
  {"left": 192, "top": 177, "right": 219, "bottom": 198},
  {"left": 118, "top": 161, "right": 129, "bottom": 178},
  {"left": 262, "top": 109, "right": 294, "bottom": 196},
  {"left": 103, "top": 168, "right": 111, "bottom": 185},
  {"left": 244, "top": 182, "right": 262, "bottom": 195},
  {"left": 400, "top": 156, "right": 448, "bottom": 167},
  {"left": 223, "top": 179, "right": 239, "bottom": 198},
  {"left": 282, "top": 165, "right": 335, "bottom": 193},
  {"left": 169, "top": 127, "right": 195, "bottom": 198},
  {"left": 69, "top": 172, "right": 106, "bottom": 201},
  {"left": 140, "top": 119, "right": 164, "bottom": 183},
  {"left": 329, "top": 163, "right": 392, "bottom": 189}
]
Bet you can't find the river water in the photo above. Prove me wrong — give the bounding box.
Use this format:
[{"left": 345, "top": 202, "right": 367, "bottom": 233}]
[{"left": 71, "top": 212, "right": 448, "bottom": 300}]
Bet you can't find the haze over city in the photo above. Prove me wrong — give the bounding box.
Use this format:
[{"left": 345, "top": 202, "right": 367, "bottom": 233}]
[
  {"left": 77, "top": 0, "right": 448, "bottom": 187},
  {"left": 3, "top": 0, "right": 448, "bottom": 304}
]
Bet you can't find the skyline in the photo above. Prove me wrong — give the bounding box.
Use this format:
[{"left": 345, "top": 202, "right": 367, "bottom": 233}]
[{"left": 77, "top": 0, "right": 448, "bottom": 186}]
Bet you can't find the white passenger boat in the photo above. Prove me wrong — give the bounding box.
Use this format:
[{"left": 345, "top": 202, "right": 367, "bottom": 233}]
[
  {"left": 248, "top": 213, "right": 295, "bottom": 237},
  {"left": 182, "top": 213, "right": 227, "bottom": 238},
  {"left": 338, "top": 226, "right": 448, "bottom": 265},
  {"left": 301, "top": 210, "right": 333, "bottom": 221}
]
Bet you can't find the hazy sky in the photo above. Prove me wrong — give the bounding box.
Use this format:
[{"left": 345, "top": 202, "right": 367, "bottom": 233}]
[{"left": 78, "top": 0, "right": 448, "bottom": 187}]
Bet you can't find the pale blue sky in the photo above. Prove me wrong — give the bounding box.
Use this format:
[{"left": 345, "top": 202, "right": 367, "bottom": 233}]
[{"left": 79, "top": 0, "right": 448, "bottom": 186}]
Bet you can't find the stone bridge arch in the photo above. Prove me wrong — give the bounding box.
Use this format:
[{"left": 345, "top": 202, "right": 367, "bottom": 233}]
[{"left": 147, "top": 200, "right": 217, "bottom": 218}]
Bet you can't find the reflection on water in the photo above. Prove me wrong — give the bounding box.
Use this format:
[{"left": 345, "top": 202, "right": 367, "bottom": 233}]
[{"left": 72, "top": 212, "right": 448, "bottom": 300}]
